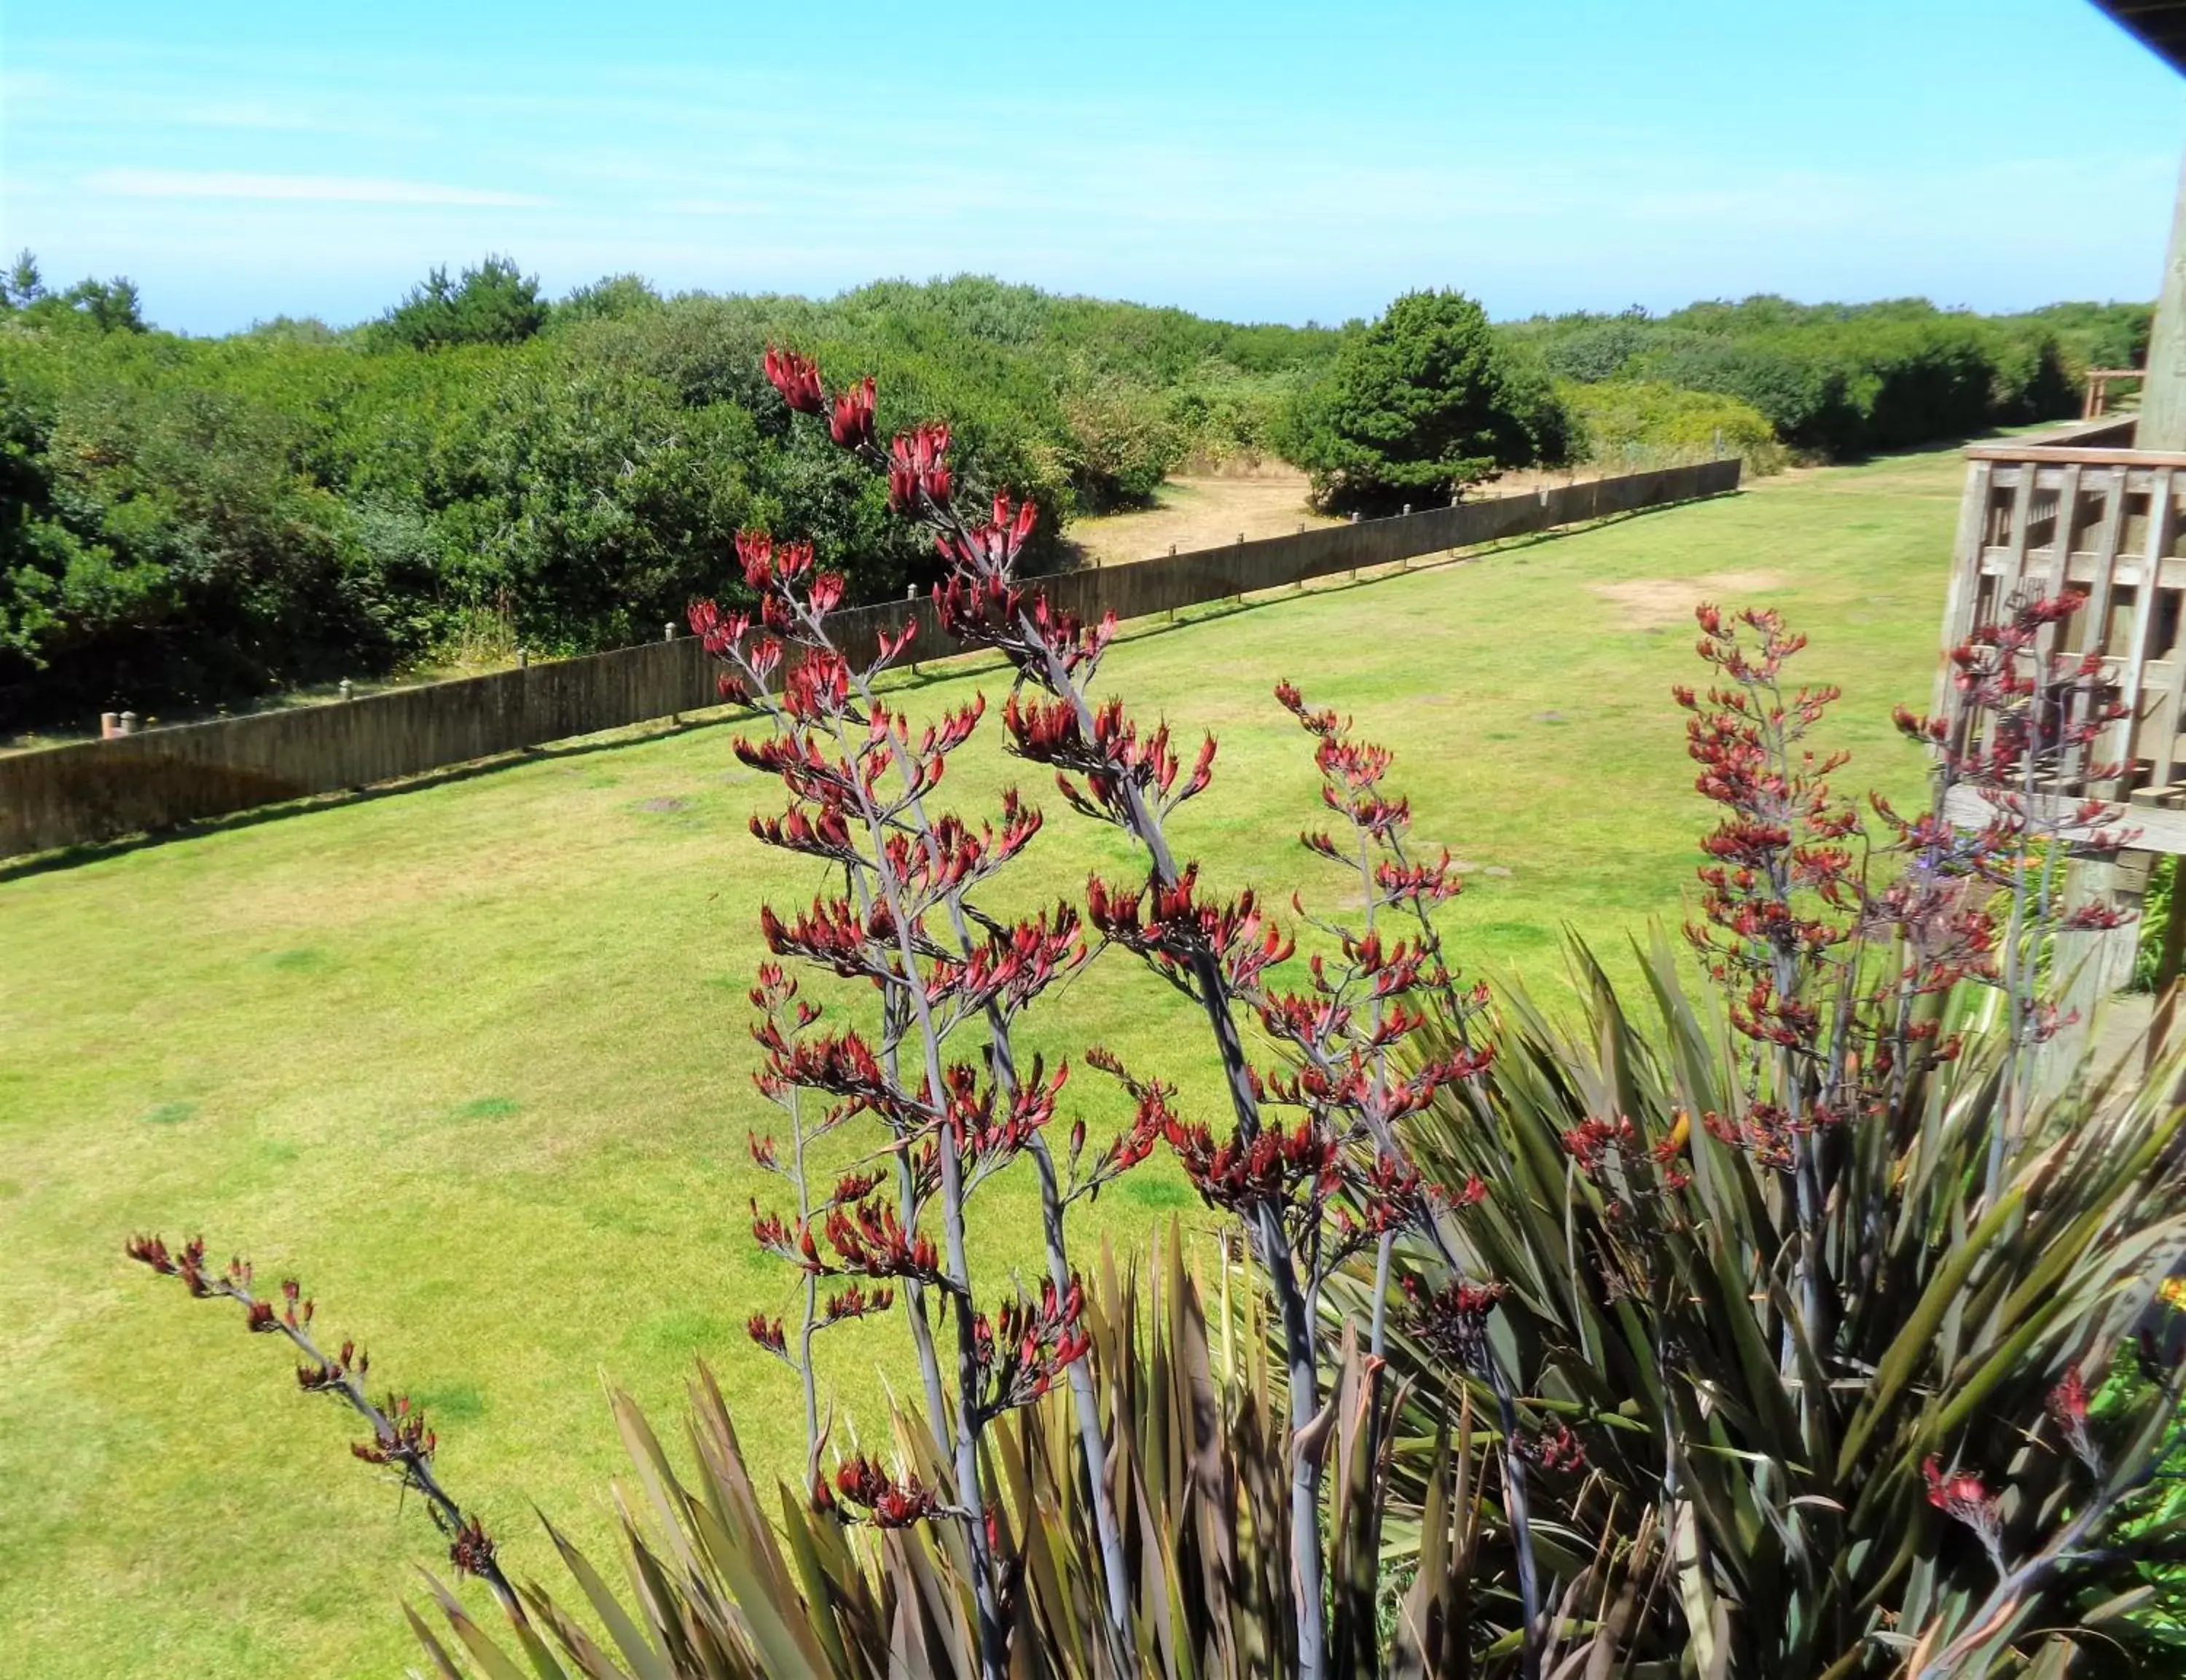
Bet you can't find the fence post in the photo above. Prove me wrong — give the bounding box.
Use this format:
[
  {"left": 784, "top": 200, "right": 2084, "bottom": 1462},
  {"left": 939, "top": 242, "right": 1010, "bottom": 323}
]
[{"left": 339, "top": 679, "right": 353, "bottom": 702}]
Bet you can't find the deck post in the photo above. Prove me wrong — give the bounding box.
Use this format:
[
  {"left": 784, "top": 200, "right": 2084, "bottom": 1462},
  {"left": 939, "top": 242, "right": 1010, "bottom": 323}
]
[{"left": 2139, "top": 146, "right": 2186, "bottom": 451}]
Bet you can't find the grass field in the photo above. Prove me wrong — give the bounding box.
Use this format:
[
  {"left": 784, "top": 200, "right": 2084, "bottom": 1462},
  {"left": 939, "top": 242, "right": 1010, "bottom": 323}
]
[{"left": 0, "top": 443, "right": 1967, "bottom": 1677}]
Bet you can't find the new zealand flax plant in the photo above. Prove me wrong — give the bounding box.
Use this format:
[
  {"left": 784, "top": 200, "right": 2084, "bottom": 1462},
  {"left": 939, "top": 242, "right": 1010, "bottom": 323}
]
[
  {"left": 1368, "top": 597, "right": 2186, "bottom": 1677},
  {"left": 124, "top": 358, "right": 2186, "bottom": 1678}
]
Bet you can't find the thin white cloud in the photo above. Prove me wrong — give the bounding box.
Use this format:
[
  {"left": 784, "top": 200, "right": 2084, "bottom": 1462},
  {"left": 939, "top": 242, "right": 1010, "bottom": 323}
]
[{"left": 87, "top": 170, "right": 548, "bottom": 207}]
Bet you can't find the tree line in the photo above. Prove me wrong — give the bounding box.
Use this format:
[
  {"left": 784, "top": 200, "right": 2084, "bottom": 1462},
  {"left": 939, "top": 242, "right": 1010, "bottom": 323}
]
[{"left": 0, "top": 252, "right": 2144, "bottom": 729}]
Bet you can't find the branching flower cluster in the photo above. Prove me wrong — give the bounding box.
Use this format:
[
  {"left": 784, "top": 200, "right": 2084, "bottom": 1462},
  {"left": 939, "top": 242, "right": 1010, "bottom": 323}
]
[
  {"left": 746, "top": 343, "right": 1543, "bottom": 1680},
  {"left": 692, "top": 346, "right": 1143, "bottom": 1676}
]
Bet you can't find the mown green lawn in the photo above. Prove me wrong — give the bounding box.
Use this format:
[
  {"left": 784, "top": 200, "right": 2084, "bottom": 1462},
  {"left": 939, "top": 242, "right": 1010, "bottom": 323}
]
[{"left": 0, "top": 445, "right": 1963, "bottom": 1677}]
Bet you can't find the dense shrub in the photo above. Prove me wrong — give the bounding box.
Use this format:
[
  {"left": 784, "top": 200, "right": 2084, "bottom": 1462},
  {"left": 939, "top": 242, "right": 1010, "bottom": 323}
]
[
  {"left": 1281, "top": 289, "right": 1574, "bottom": 514},
  {"left": 1559, "top": 377, "right": 1787, "bottom": 474},
  {"left": 0, "top": 262, "right": 2148, "bottom": 729},
  {"left": 0, "top": 264, "right": 1344, "bottom": 727},
  {"left": 1508, "top": 294, "right": 2096, "bottom": 459}
]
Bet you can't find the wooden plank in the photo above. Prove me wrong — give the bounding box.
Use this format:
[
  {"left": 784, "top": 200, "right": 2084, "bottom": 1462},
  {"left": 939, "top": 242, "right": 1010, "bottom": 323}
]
[
  {"left": 1963, "top": 445, "right": 2186, "bottom": 468},
  {"left": 2042, "top": 461, "right": 2082, "bottom": 604},
  {"left": 2080, "top": 466, "right": 2130, "bottom": 653},
  {"left": 1997, "top": 455, "right": 2036, "bottom": 609},
  {"left": 2119, "top": 466, "right": 2176, "bottom": 792},
  {"left": 1937, "top": 459, "right": 1994, "bottom": 720},
  {"left": 2080, "top": 468, "right": 2131, "bottom": 776},
  {"left": 1944, "top": 782, "right": 2186, "bottom": 851}
]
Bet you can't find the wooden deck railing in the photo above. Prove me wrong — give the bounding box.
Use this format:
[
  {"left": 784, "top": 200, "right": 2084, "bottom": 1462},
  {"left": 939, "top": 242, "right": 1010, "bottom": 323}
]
[{"left": 1940, "top": 418, "right": 2186, "bottom": 850}]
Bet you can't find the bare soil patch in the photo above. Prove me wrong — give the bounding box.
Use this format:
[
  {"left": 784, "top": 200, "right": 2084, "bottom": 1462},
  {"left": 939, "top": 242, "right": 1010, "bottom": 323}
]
[
  {"left": 1065, "top": 464, "right": 1634, "bottom": 570},
  {"left": 1065, "top": 471, "right": 1338, "bottom": 567},
  {"left": 1589, "top": 570, "right": 1791, "bottom": 630}
]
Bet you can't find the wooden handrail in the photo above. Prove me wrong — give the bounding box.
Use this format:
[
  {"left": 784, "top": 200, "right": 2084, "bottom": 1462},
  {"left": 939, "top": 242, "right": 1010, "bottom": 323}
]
[{"left": 1963, "top": 444, "right": 2186, "bottom": 468}]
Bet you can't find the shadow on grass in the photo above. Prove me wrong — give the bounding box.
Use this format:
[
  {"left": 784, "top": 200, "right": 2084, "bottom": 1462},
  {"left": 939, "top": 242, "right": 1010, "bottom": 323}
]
[
  {"left": 0, "top": 722, "right": 738, "bottom": 884},
  {"left": 0, "top": 492, "right": 1737, "bottom": 884}
]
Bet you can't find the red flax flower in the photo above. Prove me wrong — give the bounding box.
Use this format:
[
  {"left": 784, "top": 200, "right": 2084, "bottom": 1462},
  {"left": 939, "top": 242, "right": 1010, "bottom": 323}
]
[
  {"left": 350, "top": 1392, "right": 436, "bottom": 1467},
  {"left": 822, "top": 1281, "right": 894, "bottom": 1324},
  {"left": 764, "top": 345, "right": 825, "bottom": 413},
  {"left": 1401, "top": 1273, "right": 1505, "bottom": 1375},
  {"left": 686, "top": 597, "right": 751, "bottom": 658},
  {"left": 888, "top": 423, "right": 953, "bottom": 511},
  {"left": 447, "top": 1516, "right": 498, "bottom": 1579},
  {"left": 1086, "top": 867, "right": 1292, "bottom": 997},
  {"left": 2048, "top": 1367, "right": 2101, "bottom": 1472},
  {"left": 972, "top": 1276, "right": 1092, "bottom": 1417},
  {"left": 1521, "top": 1423, "right": 1588, "bottom": 1474},
  {"left": 830, "top": 374, "right": 876, "bottom": 451},
  {"left": 823, "top": 1198, "right": 941, "bottom": 1283},
  {"left": 1923, "top": 1456, "right": 2006, "bottom": 1566},
  {"left": 939, "top": 492, "right": 1039, "bottom": 572},
  {"left": 831, "top": 1454, "right": 946, "bottom": 1526},
  {"left": 1562, "top": 1114, "right": 1642, "bottom": 1178},
  {"left": 1165, "top": 1111, "right": 1342, "bottom": 1225}
]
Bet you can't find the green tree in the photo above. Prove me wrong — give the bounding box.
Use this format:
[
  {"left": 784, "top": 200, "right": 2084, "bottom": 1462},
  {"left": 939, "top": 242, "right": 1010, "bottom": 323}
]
[
  {"left": 377, "top": 256, "right": 548, "bottom": 350},
  {"left": 1282, "top": 290, "right": 1568, "bottom": 514},
  {"left": 1, "top": 249, "right": 44, "bottom": 310},
  {"left": 554, "top": 272, "right": 665, "bottom": 326},
  {"left": 1, "top": 252, "right": 146, "bottom": 334}
]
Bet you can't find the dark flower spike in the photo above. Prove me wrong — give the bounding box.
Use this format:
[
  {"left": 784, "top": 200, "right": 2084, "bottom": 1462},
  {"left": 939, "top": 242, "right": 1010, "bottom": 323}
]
[{"left": 124, "top": 1235, "right": 520, "bottom": 1614}]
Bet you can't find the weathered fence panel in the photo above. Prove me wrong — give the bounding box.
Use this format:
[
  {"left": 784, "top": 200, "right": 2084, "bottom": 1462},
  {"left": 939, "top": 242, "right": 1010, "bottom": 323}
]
[{"left": 0, "top": 459, "right": 1737, "bottom": 857}]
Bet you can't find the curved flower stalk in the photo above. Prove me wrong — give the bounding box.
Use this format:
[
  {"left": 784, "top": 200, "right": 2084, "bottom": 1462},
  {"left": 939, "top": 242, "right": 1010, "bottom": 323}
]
[
  {"left": 121, "top": 1236, "right": 525, "bottom": 1627},
  {"left": 1674, "top": 605, "right": 1869, "bottom": 1362}
]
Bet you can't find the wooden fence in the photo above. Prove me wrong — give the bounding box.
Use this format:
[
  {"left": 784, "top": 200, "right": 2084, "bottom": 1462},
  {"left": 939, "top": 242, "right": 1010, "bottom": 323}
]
[{"left": 0, "top": 459, "right": 1739, "bottom": 858}]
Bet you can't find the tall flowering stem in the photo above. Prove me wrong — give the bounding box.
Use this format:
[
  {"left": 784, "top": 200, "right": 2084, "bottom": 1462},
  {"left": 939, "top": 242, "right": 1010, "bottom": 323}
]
[
  {"left": 756, "top": 341, "right": 1548, "bottom": 1679},
  {"left": 122, "top": 1236, "right": 518, "bottom": 1619},
  {"left": 1269, "top": 682, "right": 1555, "bottom": 1670},
  {"left": 743, "top": 962, "right": 893, "bottom": 1490},
  {"left": 1675, "top": 605, "right": 1867, "bottom": 1359},
  {"left": 691, "top": 493, "right": 1111, "bottom": 1676},
  {"left": 756, "top": 342, "right": 1342, "bottom": 1676},
  {"left": 1889, "top": 589, "right": 2134, "bottom": 1196}
]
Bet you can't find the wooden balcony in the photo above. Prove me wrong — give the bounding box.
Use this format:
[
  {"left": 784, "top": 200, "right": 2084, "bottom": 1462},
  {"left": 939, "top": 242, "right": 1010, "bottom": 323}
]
[{"left": 1940, "top": 417, "right": 2186, "bottom": 852}]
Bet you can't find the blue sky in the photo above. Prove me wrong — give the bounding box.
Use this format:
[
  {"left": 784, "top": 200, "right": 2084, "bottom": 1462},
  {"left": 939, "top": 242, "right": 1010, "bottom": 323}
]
[{"left": 5, "top": 0, "right": 2183, "bottom": 334}]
